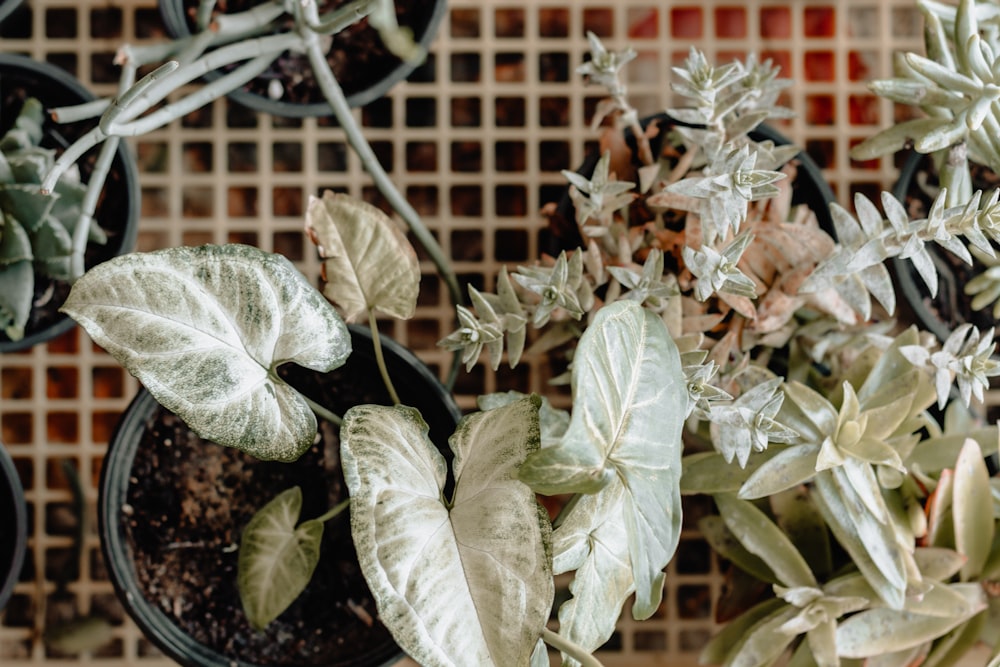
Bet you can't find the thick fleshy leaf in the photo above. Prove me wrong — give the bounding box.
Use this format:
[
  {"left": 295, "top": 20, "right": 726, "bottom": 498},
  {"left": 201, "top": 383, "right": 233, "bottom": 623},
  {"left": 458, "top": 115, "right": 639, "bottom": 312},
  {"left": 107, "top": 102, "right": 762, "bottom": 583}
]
[
  {"left": 238, "top": 486, "right": 325, "bottom": 630},
  {"left": 715, "top": 493, "right": 817, "bottom": 589},
  {"left": 813, "top": 469, "right": 907, "bottom": 609},
  {"left": 680, "top": 447, "right": 787, "bottom": 495},
  {"left": 698, "top": 515, "right": 778, "bottom": 584},
  {"left": 306, "top": 191, "right": 420, "bottom": 321},
  {"left": 520, "top": 300, "right": 686, "bottom": 620},
  {"left": 0, "top": 258, "right": 32, "bottom": 340},
  {"left": 836, "top": 591, "right": 986, "bottom": 658},
  {"left": 62, "top": 244, "right": 351, "bottom": 461},
  {"left": 953, "top": 439, "right": 994, "bottom": 580},
  {"left": 341, "top": 399, "right": 552, "bottom": 667},
  {"left": 700, "top": 598, "right": 787, "bottom": 665},
  {"left": 739, "top": 443, "right": 821, "bottom": 499}
]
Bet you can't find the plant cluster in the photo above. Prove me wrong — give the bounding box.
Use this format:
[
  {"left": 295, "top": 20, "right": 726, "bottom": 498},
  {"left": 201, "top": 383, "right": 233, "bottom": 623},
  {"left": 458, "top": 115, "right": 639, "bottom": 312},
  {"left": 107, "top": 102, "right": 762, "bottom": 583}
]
[
  {"left": 0, "top": 98, "right": 104, "bottom": 341},
  {"left": 435, "top": 29, "right": 1000, "bottom": 665},
  {"left": 10, "top": 0, "right": 1000, "bottom": 665},
  {"left": 852, "top": 0, "right": 1000, "bottom": 321}
]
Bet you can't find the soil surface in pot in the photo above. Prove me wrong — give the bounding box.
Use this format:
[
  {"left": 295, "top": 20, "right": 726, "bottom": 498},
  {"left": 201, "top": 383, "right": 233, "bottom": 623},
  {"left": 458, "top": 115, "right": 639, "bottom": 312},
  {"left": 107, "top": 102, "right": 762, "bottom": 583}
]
[
  {"left": 179, "top": 0, "right": 437, "bottom": 106},
  {"left": 124, "top": 363, "right": 407, "bottom": 665}
]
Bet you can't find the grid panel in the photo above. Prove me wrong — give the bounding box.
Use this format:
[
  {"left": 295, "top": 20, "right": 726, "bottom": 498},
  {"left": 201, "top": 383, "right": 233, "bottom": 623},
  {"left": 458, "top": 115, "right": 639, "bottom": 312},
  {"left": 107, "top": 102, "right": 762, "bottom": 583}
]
[{"left": 0, "top": 0, "right": 925, "bottom": 665}]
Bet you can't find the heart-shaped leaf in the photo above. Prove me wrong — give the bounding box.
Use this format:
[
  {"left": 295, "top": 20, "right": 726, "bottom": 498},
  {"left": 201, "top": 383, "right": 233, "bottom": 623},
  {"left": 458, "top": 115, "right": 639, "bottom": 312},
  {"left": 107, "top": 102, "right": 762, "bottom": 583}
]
[
  {"left": 520, "top": 300, "right": 686, "bottom": 642},
  {"left": 238, "top": 486, "right": 329, "bottom": 630},
  {"left": 62, "top": 244, "right": 351, "bottom": 461},
  {"left": 306, "top": 191, "right": 420, "bottom": 322},
  {"left": 341, "top": 398, "right": 552, "bottom": 667}
]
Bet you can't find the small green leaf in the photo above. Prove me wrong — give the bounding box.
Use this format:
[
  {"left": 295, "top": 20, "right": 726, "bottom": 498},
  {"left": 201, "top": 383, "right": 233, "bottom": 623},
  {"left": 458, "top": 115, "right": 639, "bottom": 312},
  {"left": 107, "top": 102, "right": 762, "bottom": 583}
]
[
  {"left": 306, "top": 191, "right": 420, "bottom": 322},
  {"left": 62, "top": 244, "right": 351, "bottom": 461},
  {"left": 238, "top": 486, "right": 330, "bottom": 630},
  {"left": 953, "top": 439, "right": 994, "bottom": 580}
]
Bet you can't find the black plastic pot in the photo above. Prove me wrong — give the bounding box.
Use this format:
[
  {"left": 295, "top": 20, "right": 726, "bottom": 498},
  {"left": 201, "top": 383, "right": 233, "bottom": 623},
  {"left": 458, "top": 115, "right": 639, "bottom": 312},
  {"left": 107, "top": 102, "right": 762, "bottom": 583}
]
[
  {"left": 0, "top": 440, "right": 27, "bottom": 612},
  {"left": 0, "top": 54, "right": 141, "bottom": 352},
  {"left": 100, "top": 325, "right": 461, "bottom": 667},
  {"left": 890, "top": 151, "right": 999, "bottom": 343},
  {"left": 547, "top": 113, "right": 837, "bottom": 254},
  {"left": 157, "top": 0, "right": 446, "bottom": 116}
]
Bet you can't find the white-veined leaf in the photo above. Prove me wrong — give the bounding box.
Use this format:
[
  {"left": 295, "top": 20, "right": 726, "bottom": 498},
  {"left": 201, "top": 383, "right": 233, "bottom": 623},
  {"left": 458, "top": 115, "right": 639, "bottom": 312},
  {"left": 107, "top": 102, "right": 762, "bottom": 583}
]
[
  {"left": 520, "top": 300, "right": 686, "bottom": 620},
  {"left": 62, "top": 244, "right": 351, "bottom": 461},
  {"left": 306, "top": 190, "right": 420, "bottom": 321},
  {"left": 238, "top": 486, "right": 329, "bottom": 630},
  {"left": 341, "top": 399, "right": 552, "bottom": 667}
]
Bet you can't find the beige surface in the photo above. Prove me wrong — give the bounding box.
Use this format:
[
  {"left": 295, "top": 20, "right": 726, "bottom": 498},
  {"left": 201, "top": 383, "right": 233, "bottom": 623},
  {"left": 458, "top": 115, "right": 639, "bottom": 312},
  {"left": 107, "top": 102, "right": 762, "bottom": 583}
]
[{"left": 0, "top": 0, "right": 960, "bottom": 664}]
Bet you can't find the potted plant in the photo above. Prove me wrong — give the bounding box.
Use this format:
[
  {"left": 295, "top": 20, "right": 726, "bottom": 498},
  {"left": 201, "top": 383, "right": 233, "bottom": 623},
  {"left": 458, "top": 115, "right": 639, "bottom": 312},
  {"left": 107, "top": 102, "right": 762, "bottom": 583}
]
[
  {"left": 32, "top": 0, "right": 462, "bottom": 314},
  {"left": 436, "top": 34, "right": 1000, "bottom": 664},
  {"left": 850, "top": 0, "right": 1000, "bottom": 347},
  {"left": 59, "top": 32, "right": 1000, "bottom": 667},
  {"left": 157, "top": 0, "right": 447, "bottom": 115},
  {"left": 0, "top": 53, "right": 140, "bottom": 351},
  {"left": 0, "top": 439, "right": 26, "bottom": 613}
]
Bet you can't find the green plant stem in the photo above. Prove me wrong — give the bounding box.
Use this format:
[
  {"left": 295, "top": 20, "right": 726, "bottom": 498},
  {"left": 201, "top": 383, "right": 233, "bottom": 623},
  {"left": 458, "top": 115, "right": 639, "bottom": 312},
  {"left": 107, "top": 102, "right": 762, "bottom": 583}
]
[
  {"left": 303, "top": 395, "right": 342, "bottom": 427},
  {"left": 541, "top": 628, "right": 605, "bottom": 667},
  {"left": 369, "top": 309, "right": 402, "bottom": 405},
  {"left": 315, "top": 497, "right": 351, "bottom": 523},
  {"left": 300, "top": 14, "right": 465, "bottom": 387}
]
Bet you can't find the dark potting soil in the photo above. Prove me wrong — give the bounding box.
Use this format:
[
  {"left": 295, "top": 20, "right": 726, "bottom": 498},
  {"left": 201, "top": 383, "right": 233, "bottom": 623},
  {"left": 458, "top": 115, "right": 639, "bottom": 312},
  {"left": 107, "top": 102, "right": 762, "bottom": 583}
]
[
  {"left": 123, "top": 364, "right": 400, "bottom": 666},
  {"left": 181, "top": 0, "right": 437, "bottom": 106}
]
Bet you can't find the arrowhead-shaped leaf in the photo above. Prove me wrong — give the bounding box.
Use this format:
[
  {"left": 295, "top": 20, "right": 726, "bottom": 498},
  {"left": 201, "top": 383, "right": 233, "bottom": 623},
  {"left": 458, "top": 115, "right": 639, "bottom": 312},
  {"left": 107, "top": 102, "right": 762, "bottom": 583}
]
[
  {"left": 62, "top": 244, "right": 351, "bottom": 461},
  {"left": 341, "top": 398, "right": 552, "bottom": 667},
  {"left": 238, "top": 486, "right": 327, "bottom": 630},
  {"left": 306, "top": 191, "right": 420, "bottom": 322},
  {"left": 520, "top": 301, "right": 686, "bottom": 631}
]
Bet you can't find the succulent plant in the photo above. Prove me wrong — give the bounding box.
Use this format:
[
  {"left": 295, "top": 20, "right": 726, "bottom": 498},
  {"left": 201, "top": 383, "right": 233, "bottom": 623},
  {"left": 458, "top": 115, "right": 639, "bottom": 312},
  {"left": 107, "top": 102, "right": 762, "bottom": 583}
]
[{"left": 0, "top": 97, "right": 104, "bottom": 341}]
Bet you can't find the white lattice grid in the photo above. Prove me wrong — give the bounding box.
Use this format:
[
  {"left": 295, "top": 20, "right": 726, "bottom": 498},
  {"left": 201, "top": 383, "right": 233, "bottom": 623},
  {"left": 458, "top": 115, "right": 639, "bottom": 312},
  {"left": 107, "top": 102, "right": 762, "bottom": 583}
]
[{"left": 0, "top": 0, "right": 941, "bottom": 665}]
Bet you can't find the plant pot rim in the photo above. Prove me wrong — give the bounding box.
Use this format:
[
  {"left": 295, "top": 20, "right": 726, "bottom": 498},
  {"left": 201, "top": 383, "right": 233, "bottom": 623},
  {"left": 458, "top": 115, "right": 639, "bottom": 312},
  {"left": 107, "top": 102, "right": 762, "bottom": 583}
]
[
  {"left": 0, "top": 440, "right": 26, "bottom": 612},
  {"left": 0, "top": 53, "right": 141, "bottom": 353},
  {"left": 99, "top": 324, "right": 461, "bottom": 667},
  {"left": 157, "top": 0, "right": 447, "bottom": 116}
]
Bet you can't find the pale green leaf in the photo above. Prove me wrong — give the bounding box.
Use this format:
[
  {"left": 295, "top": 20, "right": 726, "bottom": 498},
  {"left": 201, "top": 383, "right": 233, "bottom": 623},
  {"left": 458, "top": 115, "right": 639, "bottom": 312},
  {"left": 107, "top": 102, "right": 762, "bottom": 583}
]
[
  {"left": 0, "top": 256, "right": 33, "bottom": 342},
  {"left": 341, "top": 399, "right": 552, "bottom": 667},
  {"left": 698, "top": 514, "right": 778, "bottom": 584},
  {"left": 551, "top": 484, "right": 636, "bottom": 665},
  {"left": 715, "top": 493, "right": 817, "bottom": 589},
  {"left": 813, "top": 469, "right": 907, "bottom": 609},
  {"left": 953, "top": 439, "right": 994, "bottom": 580},
  {"left": 770, "top": 487, "right": 833, "bottom": 580},
  {"left": 306, "top": 190, "right": 420, "bottom": 321},
  {"left": 738, "top": 444, "right": 821, "bottom": 499},
  {"left": 700, "top": 598, "right": 787, "bottom": 665},
  {"left": 520, "top": 300, "right": 686, "bottom": 620},
  {"left": 922, "top": 611, "right": 987, "bottom": 667},
  {"left": 913, "top": 547, "right": 966, "bottom": 582},
  {"left": 680, "top": 447, "right": 786, "bottom": 495},
  {"left": 238, "top": 486, "right": 326, "bottom": 630},
  {"left": 837, "top": 602, "right": 986, "bottom": 658},
  {"left": 62, "top": 244, "right": 351, "bottom": 461}
]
